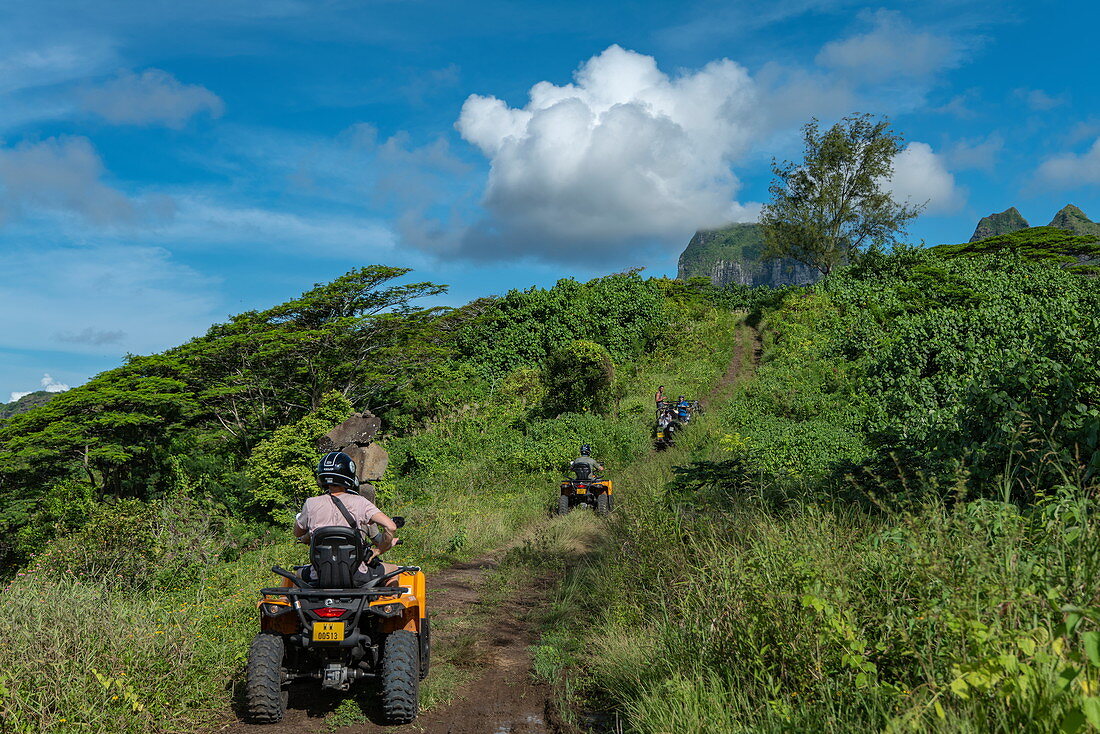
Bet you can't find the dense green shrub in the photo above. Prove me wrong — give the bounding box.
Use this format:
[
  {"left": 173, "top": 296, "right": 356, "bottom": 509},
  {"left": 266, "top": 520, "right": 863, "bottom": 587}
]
[
  {"left": 705, "top": 246, "right": 1099, "bottom": 501},
  {"left": 243, "top": 391, "right": 352, "bottom": 522},
  {"left": 455, "top": 271, "right": 667, "bottom": 376},
  {"left": 543, "top": 340, "right": 615, "bottom": 417}
]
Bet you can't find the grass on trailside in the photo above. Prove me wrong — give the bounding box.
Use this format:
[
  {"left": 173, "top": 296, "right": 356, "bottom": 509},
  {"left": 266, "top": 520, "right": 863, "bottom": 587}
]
[{"left": 534, "top": 253, "right": 1100, "bottom": 733}]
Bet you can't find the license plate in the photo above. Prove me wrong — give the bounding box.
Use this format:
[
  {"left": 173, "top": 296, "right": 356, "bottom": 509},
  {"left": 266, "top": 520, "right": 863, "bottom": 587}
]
[
  {"left": 312, "top": 621, "right": 344, "bottom": 641},
  {"left": 575, "top": 486, "right": 586, "bottom": 493},
  {"left": 657, "top": 432, "right": 664, "bottom": 439}
]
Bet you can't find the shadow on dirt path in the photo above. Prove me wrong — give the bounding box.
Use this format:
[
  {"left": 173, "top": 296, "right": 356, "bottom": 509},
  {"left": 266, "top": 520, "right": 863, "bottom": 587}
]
[{"left": 224, "top": 521, "right": 571, "bottom": 734}]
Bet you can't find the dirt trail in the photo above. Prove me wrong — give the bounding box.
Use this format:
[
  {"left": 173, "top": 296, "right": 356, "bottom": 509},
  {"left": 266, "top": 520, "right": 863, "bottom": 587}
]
[
  {"left": 705, "top": 320, "right": 762, "bottom": 406},
  {"left": 225, "top": 532, "right": 561, "bottom": 734}
]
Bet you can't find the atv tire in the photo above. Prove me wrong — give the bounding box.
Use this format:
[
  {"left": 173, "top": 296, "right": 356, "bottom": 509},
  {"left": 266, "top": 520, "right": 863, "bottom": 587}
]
[
  {"left": 596, "top": 493, "right": 611, "bottom": 517},
  {"left": 419, "top": 616, "right": 431, "bottom": 680},
  {"left": 382, "top": 630, "right": 420, "bottom": 724},
  {"left": 557, "top": 495, "right": 570, "bottom": 516},
  {"left": 244, "top": 633, "right": 287, "bottom": 724}
]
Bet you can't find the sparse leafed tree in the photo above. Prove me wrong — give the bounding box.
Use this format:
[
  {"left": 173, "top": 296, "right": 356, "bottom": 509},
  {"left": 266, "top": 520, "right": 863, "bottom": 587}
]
[{"left": 761, "top": 114, "right": 924, "bottom": 275}]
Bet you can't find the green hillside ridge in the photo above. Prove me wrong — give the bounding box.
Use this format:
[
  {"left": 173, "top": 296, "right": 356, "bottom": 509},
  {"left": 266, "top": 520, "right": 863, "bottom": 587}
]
[
  {"left": 679, "top": 223, "right": 764, "bottom": 272},
  {"left": 968, "top": 206, "right": 1029, "bottom": 242},
  {"left": 936, "top": 226, "right": 1100, "bottom": 275},
  {"left": 0, "top": 391, "right": 57, "bottom": 420}
]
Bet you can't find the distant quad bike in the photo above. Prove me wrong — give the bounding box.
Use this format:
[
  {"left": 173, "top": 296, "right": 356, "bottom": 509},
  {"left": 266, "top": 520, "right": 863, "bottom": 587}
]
[
  {"left": 558, "top": 462, "right": 614, "bottom": 516},
  {"left": 245, "top": 518, "right": 429, "bottom": 725},
  {"left": 654, "top": 419, "right": 680, "bottom": 450}
]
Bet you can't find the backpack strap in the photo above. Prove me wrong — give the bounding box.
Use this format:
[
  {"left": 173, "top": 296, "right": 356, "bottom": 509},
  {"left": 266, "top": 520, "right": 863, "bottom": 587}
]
[{"left": 327, "top": 492, "right": 364, "bottom": 542}]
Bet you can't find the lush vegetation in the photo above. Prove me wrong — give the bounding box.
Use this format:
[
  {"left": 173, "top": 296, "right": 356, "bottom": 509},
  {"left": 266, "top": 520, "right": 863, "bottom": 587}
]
[
  {"left": 539, "top": 241, "right": 1100, "bottom": 732},
  {"left": 2, "top": 221, "right": 1098, "bottom": 733},
  {"left": 0, "top": 265, "right": 738, "bottom": 732}
]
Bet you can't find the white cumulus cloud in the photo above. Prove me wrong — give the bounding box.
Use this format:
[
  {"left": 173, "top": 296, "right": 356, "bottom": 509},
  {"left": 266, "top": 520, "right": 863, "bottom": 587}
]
[
  {"left": 884, "top": 142, "right": 964, "bottom": 215},
  {"left": 1036, "top": 138, "right": 1100, "bottom": 189},
  {"left": 453, "top": 45, "right": 762, "bottom": 261},
  {"left": 9, "top": 373, "right": 71, "bottom": 403},
  {"left": 81, "top": 68, "right": 224, "bottom": 128}
]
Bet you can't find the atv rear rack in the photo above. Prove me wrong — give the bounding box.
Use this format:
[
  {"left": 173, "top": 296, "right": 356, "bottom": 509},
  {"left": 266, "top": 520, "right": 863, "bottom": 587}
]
[{"left": 259, "top": 587, "right": 410, "bottom": 598}]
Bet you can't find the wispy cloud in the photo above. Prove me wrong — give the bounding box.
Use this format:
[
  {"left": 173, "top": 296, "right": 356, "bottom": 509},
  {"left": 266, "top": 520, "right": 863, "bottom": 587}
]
[
  {"left": 54, "top": 327, "right": 127, "bottom": 346},
  {"left": 1013, "top": 87, "right": 1066, "bottom": 111},
  {"left": 0, "top": 242, "right": 221, "bottom": 357},
  {"left": 946, "top": 133, "right": 1004, "bottom": 172},
  {"left": 0, "top": 136, "right": 171, "bottom": 226},
  {"left": 1035, "top": 138, "right": 1100, "bottom": 189},
  {"left": 816, "top": 9, "right": 968, "bottom": 83},
  {"left": 81, "top": 69, "right": 224, "bottom": 128}
]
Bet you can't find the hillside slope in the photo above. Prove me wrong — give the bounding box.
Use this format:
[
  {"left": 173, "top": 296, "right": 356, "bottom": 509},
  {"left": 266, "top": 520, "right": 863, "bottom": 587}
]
[{"left": 537, "top": 245, "right": 1100, "bottom": 732}]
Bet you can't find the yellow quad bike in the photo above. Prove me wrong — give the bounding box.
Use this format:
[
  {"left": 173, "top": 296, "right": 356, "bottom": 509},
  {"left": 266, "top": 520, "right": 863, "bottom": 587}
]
[
  {"left": 245, "top": 518, "right": 429, "bottom": 725},
  {"left": 559, "top": 472, "right": 614, "bottom": 516}
]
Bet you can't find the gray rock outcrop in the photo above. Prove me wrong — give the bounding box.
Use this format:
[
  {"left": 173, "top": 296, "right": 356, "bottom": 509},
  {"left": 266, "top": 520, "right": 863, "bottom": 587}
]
[{"left": 318, "top": 410, "right": 388, "bottom": 502}]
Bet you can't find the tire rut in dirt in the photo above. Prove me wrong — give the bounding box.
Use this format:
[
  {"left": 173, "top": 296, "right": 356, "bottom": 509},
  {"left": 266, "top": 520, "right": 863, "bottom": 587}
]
[
  {"left": 244, "top": 633, "right": 288, "bottom": 724},
  {"left": 381, "top": 630, "right": 420, "bottom": 724}
]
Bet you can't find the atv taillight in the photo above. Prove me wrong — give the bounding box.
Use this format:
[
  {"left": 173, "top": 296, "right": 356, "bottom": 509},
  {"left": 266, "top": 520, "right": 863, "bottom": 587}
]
[{"left": 314, "top": 607, "right": 347, "bottom": 619}]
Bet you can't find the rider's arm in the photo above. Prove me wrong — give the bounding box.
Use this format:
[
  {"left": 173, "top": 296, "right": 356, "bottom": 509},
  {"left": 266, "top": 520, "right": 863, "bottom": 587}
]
[
  {"left": 368, "top": 510, "right": 398, "bottom": 553},
  {"left": 293, "top": 508, "right": 309, "bottom": 541}
]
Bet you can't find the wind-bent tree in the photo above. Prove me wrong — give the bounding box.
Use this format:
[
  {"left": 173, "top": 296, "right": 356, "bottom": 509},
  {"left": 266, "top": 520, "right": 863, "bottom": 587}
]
[{"left": 761, "top": 114, "right": 924, "bottom": 275}]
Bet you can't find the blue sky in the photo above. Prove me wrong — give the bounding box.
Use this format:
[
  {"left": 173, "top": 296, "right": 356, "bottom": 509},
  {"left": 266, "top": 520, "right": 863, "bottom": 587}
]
[{"left": 2, "top": 0, "right": 1098, "bottom": 401}]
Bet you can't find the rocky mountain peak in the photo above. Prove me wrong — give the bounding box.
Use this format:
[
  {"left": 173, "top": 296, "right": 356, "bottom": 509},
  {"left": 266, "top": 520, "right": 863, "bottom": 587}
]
[
  {"left": 1048, "top": 204, "right": 1100, "bottom": 238},
  {"left": 969, "top": 207, "right": 1029, "bottom": 242}
]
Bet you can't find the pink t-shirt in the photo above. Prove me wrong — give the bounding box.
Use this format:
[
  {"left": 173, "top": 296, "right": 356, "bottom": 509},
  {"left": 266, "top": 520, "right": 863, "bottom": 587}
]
[
  {"left": 296, "top": 492, "right": 382, "bottom": 536},
  {"left": 296, "top": 492, "right": 383, "bottom": 574}
]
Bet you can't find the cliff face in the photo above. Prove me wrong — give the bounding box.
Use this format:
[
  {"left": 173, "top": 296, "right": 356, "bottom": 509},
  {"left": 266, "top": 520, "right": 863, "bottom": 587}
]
[
  {"left": 677, "top": 224, "right": 821, "bottom": 287},
  {"left": 969, "top": 207, "right": 1029, "bottom": 242}
]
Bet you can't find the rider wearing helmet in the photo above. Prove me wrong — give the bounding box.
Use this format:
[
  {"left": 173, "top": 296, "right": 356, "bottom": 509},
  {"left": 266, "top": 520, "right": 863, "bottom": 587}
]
[
  {"left": 570, "top": 444, "right": 605, "bottom": 480},
  {"left": 293, "top": 451, "right": 400, "bottom": 586},
  {"left": 677, "top": 395, "right": 691, "bottom": 424}
]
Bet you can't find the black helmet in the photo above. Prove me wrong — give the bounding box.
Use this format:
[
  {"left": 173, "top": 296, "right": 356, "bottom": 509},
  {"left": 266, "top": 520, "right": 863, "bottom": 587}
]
[
  {"left": 316, "top": 451, "right": 358, "bottom": 490},
  {"left": 580, "top": 444, "right": 591, "bottom": 456}
]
